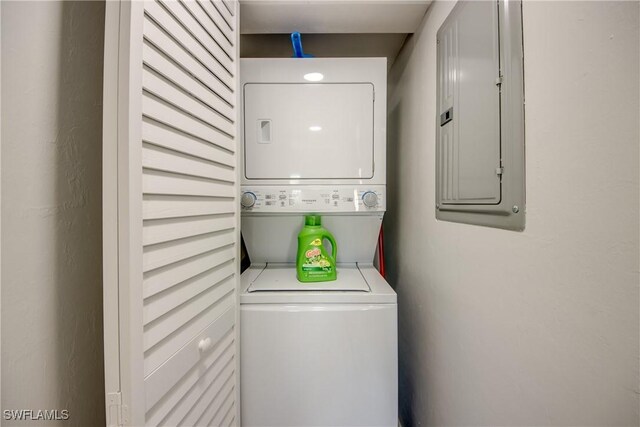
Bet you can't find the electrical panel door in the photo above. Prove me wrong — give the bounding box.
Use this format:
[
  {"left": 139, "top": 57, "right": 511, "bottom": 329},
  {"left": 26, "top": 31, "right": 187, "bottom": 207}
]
[
  {"left": 436, "top": 0, "right": 526, "bottom": 231},
  {"left": 437, "top": 0, "right": 501, "bottom": 205}
]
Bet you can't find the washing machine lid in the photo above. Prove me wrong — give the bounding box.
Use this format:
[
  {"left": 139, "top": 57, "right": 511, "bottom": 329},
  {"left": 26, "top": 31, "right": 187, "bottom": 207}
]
[
  {"left": 248, "top": 263, "right": 369, "bottom": 292},
  {"left": 241, "top": 263, "right": 396, "bottom": 304}
]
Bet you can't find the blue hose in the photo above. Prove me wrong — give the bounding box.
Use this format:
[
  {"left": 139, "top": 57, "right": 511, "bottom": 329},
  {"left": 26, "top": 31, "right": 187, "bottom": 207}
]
[{"left": 291, "top": 32, "right": 314, "bottom": 58}]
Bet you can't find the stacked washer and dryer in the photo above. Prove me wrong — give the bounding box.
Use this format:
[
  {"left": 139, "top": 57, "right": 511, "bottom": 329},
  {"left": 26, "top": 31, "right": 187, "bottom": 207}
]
[{"left": 239, "top": 58, "right": 397, "bottom": 427}]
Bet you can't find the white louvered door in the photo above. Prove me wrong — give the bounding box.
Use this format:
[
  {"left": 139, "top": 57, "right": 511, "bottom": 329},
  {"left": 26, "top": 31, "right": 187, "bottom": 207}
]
[{"left": 103, "top": 1, "right": 240, "bottom": 426}]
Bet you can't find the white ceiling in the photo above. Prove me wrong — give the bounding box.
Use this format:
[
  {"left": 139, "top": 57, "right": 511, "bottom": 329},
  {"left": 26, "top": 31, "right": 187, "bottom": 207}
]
[{"left": 239, "top": 1, "right": 432, "bottom": 34}]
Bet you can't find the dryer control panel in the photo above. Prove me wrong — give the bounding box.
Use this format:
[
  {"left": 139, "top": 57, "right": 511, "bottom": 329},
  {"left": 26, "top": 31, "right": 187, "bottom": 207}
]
[{"left": 240, "top": 186, "right": 385, "bottom": 213}]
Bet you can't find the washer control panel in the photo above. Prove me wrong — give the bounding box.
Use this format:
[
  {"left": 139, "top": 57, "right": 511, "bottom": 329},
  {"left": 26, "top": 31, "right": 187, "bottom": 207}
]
[{"left": 240, "top": 185, "right": 385, "bottom": 213}]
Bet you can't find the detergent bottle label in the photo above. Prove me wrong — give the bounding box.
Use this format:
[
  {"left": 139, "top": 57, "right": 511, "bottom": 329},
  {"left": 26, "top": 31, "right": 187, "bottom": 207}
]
[
  {"left": 302, "top": 239, "right": 333, "bottom": 273},
  {"left": 296, "top": 215, "right": 337, "bottom": 282}
]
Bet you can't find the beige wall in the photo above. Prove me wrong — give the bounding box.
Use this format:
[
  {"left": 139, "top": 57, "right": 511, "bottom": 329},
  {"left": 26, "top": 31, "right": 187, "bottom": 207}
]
[
  {"left": 387, "top": 1, "right": 639, "bottom": 425},
  {"left": 1, "top": 1, "right": 105, "bottom": 425}
]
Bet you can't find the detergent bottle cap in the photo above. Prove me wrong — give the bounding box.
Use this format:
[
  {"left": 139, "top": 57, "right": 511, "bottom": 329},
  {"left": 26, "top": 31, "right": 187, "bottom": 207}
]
[{"left": 305, "top": 215, "right": 322, "bottom": 226}]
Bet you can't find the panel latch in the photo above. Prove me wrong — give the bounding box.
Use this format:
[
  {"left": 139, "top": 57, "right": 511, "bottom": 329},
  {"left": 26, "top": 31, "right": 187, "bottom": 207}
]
[{"left": 440, "top": 107, "right": 453, "bottom": 126}]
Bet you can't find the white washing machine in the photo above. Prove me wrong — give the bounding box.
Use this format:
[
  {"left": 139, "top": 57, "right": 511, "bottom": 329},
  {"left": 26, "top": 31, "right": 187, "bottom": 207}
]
[{"left": 239, "top": 58, "right": 397, "bottom": 426}]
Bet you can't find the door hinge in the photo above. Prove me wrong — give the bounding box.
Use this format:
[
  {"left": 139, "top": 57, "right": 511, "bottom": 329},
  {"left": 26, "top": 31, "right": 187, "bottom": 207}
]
[
  {"left": 495, "top": 76, "right": 503, "bottom": 86},
  {"left": 107, "top": 392, "right": 128, "bottom": 427},
  {"left": 495, "top": 166, "right": 504, "bottom": 176}
]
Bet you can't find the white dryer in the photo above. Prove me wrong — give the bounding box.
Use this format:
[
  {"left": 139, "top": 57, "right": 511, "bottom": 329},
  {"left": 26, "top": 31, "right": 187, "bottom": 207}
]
[{"left": 239, "top": 58, "right": 397, "bottom": 427}]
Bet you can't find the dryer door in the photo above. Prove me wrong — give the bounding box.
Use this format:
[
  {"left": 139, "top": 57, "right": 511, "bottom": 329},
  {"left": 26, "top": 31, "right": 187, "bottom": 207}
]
[{"left": 243, "top": 83, "right": 375, "bottom": 180}]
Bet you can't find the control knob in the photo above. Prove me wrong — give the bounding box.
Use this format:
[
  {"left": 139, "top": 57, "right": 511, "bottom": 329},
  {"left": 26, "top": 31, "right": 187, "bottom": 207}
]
[
  {"left": 362, "top": 191, "right": 378, "bottom": 208},
  {"left": 240, "top": 191, "right": 257, "bottom": 208}
]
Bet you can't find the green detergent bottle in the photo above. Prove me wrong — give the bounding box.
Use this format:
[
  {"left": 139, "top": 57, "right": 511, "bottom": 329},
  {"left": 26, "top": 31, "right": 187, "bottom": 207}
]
[{"left": 296, "top": 215, "right": 337, "bottom": 282}]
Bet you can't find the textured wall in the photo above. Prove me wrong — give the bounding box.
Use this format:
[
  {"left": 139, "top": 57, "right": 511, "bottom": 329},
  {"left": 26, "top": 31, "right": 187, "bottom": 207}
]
[
  {"left": 387, "top": 1, "right": 639, "bottom": 425},
  {"left": 1, "top": 1, "right": 105, "bottom": 425}
]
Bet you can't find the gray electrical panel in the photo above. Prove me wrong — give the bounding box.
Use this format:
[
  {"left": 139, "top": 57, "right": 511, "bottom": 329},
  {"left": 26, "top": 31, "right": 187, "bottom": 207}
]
[{"left": 436, "top": 0, "right": 525, "bottom": 230}]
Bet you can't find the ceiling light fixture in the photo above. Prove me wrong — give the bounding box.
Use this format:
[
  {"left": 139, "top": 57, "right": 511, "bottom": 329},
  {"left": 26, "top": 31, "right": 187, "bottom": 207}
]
[{"left": 303, "top": 72, "right": 324, "bottom": 82}]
